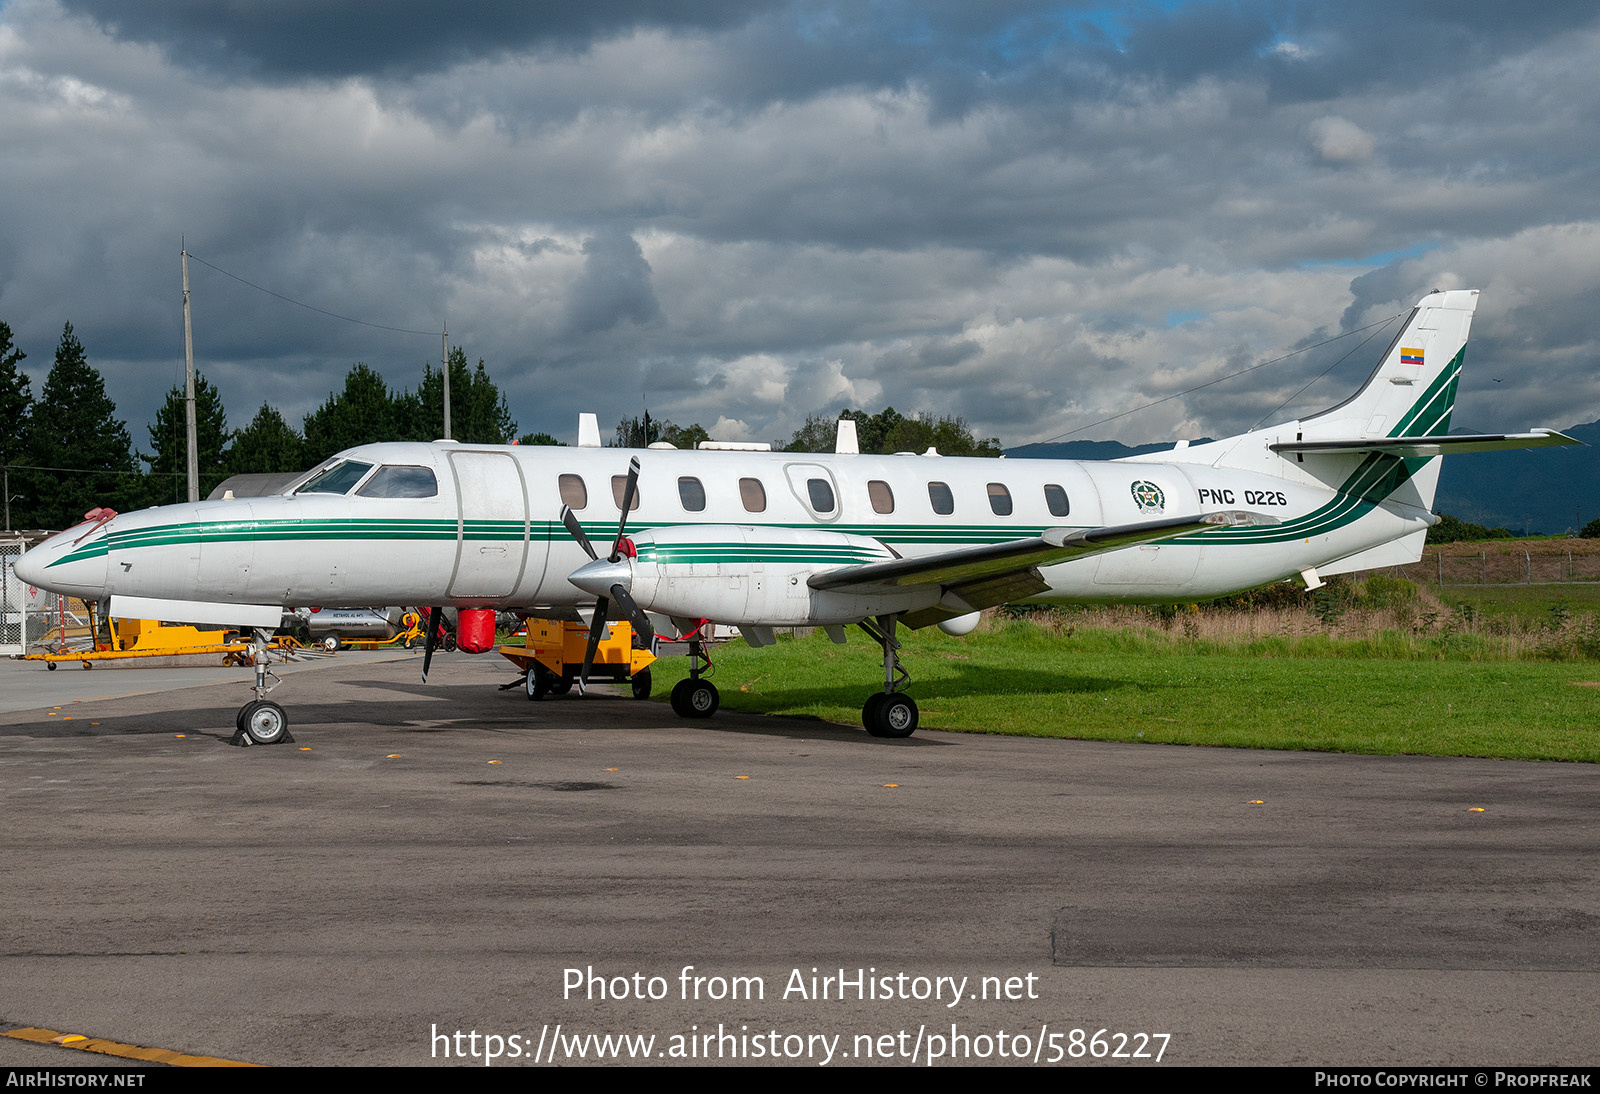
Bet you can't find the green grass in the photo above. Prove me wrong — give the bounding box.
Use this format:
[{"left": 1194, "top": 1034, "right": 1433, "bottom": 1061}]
[
  {"left": 1433, "top": 582, "right": 1600, "bottom": 623},
  {"left": 650, "top": 624, "right": 1600, "bottom": 762}
]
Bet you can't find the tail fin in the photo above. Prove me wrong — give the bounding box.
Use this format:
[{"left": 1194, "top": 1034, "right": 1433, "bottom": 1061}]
[{"left": 1300, "top": 288, "right": 1477, "bottom": 442}]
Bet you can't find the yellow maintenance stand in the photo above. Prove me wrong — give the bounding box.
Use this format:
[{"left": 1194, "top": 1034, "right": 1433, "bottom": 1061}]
[
  {"left": 497, "top": 617, "right": 655, "bottom": 700},
  {"left": 31, "top": 614, "right": 251, "bottom": 670}
]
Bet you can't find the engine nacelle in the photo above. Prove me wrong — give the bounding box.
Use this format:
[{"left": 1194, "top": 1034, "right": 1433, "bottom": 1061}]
[{"left": 622, "top": 525, "right": 941, "bottom": 626}]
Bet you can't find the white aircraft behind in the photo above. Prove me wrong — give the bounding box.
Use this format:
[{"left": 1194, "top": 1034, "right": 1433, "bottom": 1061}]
[{"left": 14, "top": 289, "right": 1577, "bottom": 742}]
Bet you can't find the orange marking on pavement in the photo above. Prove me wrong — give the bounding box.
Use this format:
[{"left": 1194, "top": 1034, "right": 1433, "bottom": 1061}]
[{"left": 4, "top": 1026, "right": 260, "bottom": 1067}]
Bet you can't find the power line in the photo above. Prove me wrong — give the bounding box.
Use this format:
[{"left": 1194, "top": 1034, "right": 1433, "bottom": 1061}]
[
  {"left": 184, "top": 252, "right": 441, "bottom": 337},
  {"left": 1037, "top": 310, "right": 1407, "bottom": 444}
]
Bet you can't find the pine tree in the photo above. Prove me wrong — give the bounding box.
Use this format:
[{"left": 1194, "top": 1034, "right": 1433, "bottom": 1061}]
[
  {"left": 141, "top": 371, "right": 230, "bottom": 505},
  {"left": 28, "top": 323, "right": 135, "bottom": 529},
  {"left": 301, "top": 363, "right": 395, "bottom": 465},
  {"left": 460, "top": 358, "right": 517, "bottom": 444},
  {"left": 0, "top": 322, "right": 33, "bottom": 529},
  {"left": 399, "top": 348, "right": 517, "bottom": 444},
  {"left": 228, "top": 404, "right": 306, "bottom": 476}
]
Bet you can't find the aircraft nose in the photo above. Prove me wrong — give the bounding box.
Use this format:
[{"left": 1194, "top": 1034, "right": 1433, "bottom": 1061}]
[
  {"left": 12, "top": 532, "right": 111, "bottom": 598},
  {"left": 568, "top": 557, "right": 632, "bottom": 600}
]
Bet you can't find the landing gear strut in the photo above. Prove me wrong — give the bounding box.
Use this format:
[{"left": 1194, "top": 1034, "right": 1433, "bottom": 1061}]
[
  {"left": 669, "top": 629, "right": 719, "bottom": 718},
  {"left": 859, "top": 613, "right": 917, "bottom": 738},
  {"left": 231, "top": 628, "right": 293, "bottom": 746}
]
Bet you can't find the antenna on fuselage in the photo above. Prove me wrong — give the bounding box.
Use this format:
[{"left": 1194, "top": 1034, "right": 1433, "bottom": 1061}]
[{"left": 577, "top": 413, "right": 602, "bottom": 448}]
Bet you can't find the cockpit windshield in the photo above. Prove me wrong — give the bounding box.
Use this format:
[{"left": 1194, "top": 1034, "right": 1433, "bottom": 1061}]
[
  {"left": 356, "top": 466, "right": 438, "bottom": 498},
  {"left": 296, "top": 460, "right": 374, "bottom": 495}
]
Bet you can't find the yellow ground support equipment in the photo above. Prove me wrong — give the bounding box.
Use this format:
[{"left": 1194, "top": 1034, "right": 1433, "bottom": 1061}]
[
  {"left": 30, "top": 614, "right": 251, "bottom": 670},
  {"left": 497, "top": 617, "right": 655, "bottom": 700}
]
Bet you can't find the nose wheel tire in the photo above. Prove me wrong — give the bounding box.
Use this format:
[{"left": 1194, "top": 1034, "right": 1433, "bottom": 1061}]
[
  {"left": 232, "top": 699, "right": 293, "bottom": 745},
  {"left": 236, "top": 700, "right": 262, "bottom": 732},
  {"left": 670, "top": 678, "right": 719, "bottom": 718},
  {"left": 864, "top": 693, "right": 917, "bottom": 738},
  {"left": 243, "top": 700, "right": 289, "bottom": 745}
]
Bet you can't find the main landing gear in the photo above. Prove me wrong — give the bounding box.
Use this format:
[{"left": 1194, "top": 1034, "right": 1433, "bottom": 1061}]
[
  {"left": 859, "top": 614, "right": 918, "bottom": 738},
  {"left": 231, "top": 628, "right": 293, "bottom": 746},
  {"left": 669, "top": 630, "right": 719, "bottom": 719}
]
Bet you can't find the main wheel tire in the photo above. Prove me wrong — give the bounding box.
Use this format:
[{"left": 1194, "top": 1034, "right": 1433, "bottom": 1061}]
[
  {"left": 671, "top": 678, "right": 719, "bottom": 719},
  {"left": 549, "top": 677, "right": 573, "bottom": 695},
  {"left": 244, "top": 700, "right": 289, "bottom": 745},
  {"left": 236, "top": 699, "right": 262, "bottom": 732},
  {"left": 525, "top": 665, "right": 550, "bottom": 701},
  {"left": 631, "top": 669, "right": 652, "bottom": 700},
  {"left": 46, "top": 662, "right": 56, "bottom": 671},
  {"left": 322, "top": 635, "right": 341, "bottom": 652},
  {"left": 861, "top": 692, "right": 888, "bottom": 732},
  {"left": 869, "top": 693, "right": 918, "bottom": 738}
]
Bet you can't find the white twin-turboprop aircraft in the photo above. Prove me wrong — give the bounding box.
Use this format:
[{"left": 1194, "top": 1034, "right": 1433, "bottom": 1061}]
[{"left": 14, "top": 289, "right": 1577, "bottom": 742}]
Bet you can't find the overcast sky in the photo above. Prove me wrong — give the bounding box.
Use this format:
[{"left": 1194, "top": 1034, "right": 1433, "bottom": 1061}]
[{"left": 2, "top": 0, "right": 1598, "bottom": 454}]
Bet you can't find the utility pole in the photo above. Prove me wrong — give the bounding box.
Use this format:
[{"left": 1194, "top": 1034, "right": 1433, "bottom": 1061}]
[
  {"left": 441, "top": 326, "right": 452, "bottom": 440},
  {"left": 181, "top": 244, "right": 199, "bottom": 502}
]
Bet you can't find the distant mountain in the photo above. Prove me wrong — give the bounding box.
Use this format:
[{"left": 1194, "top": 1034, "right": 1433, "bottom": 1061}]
[
  {"left": 1433, "top": 419, "right": 1599, "bottom": 535},
  {"left": 1006, "top": 420, "right": 1599, "bottom": 536}
]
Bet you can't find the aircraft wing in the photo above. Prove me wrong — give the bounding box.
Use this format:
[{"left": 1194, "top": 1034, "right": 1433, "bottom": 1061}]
[
  {"left": 1270, "top": 430, "right": 1580, "bottom": 458},
  {"left": 808, "top": 510, "right": 1277, "bottom": 627}
]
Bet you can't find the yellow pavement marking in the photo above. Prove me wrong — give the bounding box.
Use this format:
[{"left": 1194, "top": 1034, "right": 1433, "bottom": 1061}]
[{"left": 3, "top": 1026, "right": 260, "bottom": 1067}]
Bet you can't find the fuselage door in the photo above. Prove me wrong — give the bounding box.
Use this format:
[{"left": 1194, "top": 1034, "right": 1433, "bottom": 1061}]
[{"left": 447, "top": 451, "right": 531, "bottom": 601}]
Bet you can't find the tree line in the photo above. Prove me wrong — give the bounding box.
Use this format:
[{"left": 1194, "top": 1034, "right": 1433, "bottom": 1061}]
[
  {"left": 1, "top": 316, "right": 1004, "bottom": 533},
  {"left": 613, "top": 406, "right": 1001, "bottom": 457},
  {"left": 0, "top": 320, "right": 536, "bottom": 530}
]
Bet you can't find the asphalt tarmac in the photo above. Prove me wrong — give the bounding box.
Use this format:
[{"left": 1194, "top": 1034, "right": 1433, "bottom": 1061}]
[{"left": 1, "top": 650, "right": 1596, "bottom": 1067}]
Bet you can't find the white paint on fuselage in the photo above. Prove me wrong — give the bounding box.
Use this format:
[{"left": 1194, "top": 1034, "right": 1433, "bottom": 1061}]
[{"left": 23, "top": 439, "right": 1430, "bottom": 616}]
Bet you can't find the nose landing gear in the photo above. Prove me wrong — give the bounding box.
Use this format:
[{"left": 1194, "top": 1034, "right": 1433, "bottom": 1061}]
[{"left": 231, "top": 629, "right": 294, "bottom": 746}]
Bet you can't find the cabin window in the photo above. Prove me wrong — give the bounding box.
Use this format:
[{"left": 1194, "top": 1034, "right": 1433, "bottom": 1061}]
[
  {"left": 298, "top": 460, "right": 373, "bottom": 495},
  {"left": 357, "top": 465, "right": 438, "bottom": 498},
  {"left": 1044, "top": 484, "right": 1070, "bottom": 517},
  {"left": 868, "top": 480, "right": 894, "bottom": 514},
  {"left": 986, "top": 482, "right": 1013, "bottom": 516},
  {"left": 558, "top": 474, "right": 588, "bottom": 510},
  {"left": 927, "top": 481, "right": 954, "bottom": 515},
  {"left": 678, "top": 476, "right": 706, "bottom": 512},
  {"left": 807, "top": 478, "right": 837, "bottom": 514},
  {"left": 740, "top": 477, "right": 767, "bottom": 513},
  {"left": 611, "top": 475, "right": 641, "bottom": 511}
]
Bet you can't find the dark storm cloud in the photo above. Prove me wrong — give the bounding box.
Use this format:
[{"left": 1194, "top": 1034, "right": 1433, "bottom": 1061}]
[
  {"left": 565, "top": 230, "right": 662, "bottom": 335},
  {"left": 57, "top": 0, "right": 780, "bottom": 79},
  {"left": 5, "top": 0, "right": 1600, "bottom": 452}
]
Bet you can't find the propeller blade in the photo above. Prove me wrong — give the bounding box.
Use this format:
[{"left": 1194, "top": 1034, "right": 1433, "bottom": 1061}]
[
  {"left": 609, "top": 583, "right": 655, "bottom": 645},
  {"left": 421, "top": 605, "right": 442, "bottom": 682},
  {"left": 610, "top": 456, "right": 640, "bottom": 562},
  {"left": 560, "top": 505, "right": 598, "bottom": 561},
  {"left": 577, "top": 597, "right": 609, "bottom": 695}
]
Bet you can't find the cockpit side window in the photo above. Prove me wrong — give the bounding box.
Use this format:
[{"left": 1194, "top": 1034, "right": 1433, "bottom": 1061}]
[
  {"left": 357, "top": 466, "right": 439, "bottom": 498},
  {"left": 297, "top": 460, "right": 374, "bottom": 495}
]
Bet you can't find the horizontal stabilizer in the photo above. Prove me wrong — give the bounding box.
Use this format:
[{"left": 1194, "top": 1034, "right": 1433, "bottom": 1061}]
[{"left": 1271, "top": 430, "right": 1580, "bottom": 458}]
